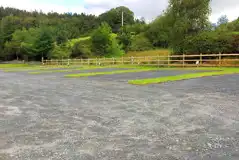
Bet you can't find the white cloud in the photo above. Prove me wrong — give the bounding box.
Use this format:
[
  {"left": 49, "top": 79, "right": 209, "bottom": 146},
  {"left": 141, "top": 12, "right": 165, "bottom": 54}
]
[{"left": 0, "top": 0, "right": 238, "bottom": 23}]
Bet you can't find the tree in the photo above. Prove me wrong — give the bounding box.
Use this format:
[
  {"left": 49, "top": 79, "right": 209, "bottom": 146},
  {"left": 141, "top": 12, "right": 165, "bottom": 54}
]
[
  {"left": 91, "top": 23, "right": 113, "bottom": 56},
  {"left": 33, "top": 27, "right": 54, "bottom": 60},
  {"left": 129, "top": 34, "right": 153, "bottom": 51},
  {"left": 71, "top": 39, "right": 92, "bottom": 58},
  {"left": 166, "top": 0, "right": 211, "bottom": 53},
  {"left": 217, "top": 15, "right": 229, "bottom": 26},
  {"left": 98, "top": 6, "right": 135, "bottom": 33},
  {"left": 146, "top": 15, "right": 170, "bottom": 48},
  {"left": 117, "top": 27, "right": 132, "bottom": 52}
]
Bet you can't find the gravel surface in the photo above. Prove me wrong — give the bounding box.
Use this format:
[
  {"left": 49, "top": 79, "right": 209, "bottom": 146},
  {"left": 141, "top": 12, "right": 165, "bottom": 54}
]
[{"left": 0, "top": 70, "right": 238, "bottom": 160}]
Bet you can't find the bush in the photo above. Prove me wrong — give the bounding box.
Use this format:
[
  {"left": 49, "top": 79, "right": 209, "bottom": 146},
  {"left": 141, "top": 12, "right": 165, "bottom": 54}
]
[
  {"left": 177, "top": 31, "right": 238, "bottom": 54},
  {"left": 129, "top": 34, "right": 153, "bottom": 51},
  {"left": 91, "top": 23, "right": 112, "bottom": 56},
  {"left": 50, "top": 43, "right": 71, "bottom": 59},
  {"left": 106, "top": 37, "right": 124, "bottom": 57},
  {"left": 71, "top": 39, "right": 92, "bottom": 58}
]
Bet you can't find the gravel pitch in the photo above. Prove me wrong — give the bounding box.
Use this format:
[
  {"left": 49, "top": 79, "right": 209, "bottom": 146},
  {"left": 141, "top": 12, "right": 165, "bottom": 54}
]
[{"left": 0, "top": 70, "right": 238, "bottom": 160}]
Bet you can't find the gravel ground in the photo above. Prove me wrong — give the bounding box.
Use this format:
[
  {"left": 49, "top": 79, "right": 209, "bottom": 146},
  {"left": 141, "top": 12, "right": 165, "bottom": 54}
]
[{"left": 0, "top": 70, "right": 238, "bottom": 160}]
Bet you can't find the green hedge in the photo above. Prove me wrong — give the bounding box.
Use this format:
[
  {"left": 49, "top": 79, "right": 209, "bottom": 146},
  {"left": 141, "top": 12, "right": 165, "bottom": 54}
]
[{"left": 176, "top": 31, "right": 239, "bottom": 54}]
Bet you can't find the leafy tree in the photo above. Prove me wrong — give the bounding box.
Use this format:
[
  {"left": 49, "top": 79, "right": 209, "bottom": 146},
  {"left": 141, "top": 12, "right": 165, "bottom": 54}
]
[
  {"left": 33, "top": 27, "right": 54, "bottom": 60},
  {"left": 71, "top": 39, "right": 92, "bottom": 58},
  {"left": 117, "top": 27, "right": 132, "bottom": 52},
  {"left": 129, "top": 34, "right": 153, "bottom": 51},
  {"left": 98, "top": 6, "right": 135, "bottom": 33},
  {"left": 146, "top": 15, "right": 170, "bottom": 48},
  {"left": 0, "top": 15, "right": 21, "bottom": 48},
  {"left": 50, "top": 43, "right": 71, "bottom": 59},
  {"left": 107, "top": 35, "right": 124, "bottom": 57},
  {"left": 166, "top": 0, "right": 211, "bottom": 53},
  {"left": 91, "top": 23, "right": 112, "bottom": 56},
  {"left": 217, "top": 15, "right": 229, "bottom": 26}
]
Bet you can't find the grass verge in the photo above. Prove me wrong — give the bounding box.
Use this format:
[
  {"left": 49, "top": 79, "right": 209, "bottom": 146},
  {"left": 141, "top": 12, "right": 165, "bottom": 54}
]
[
  {"left": 64, "top": 69, "right": 157, "bottom": 78},
  {"left": 0, "top": 64, "right": 31, "bottom": 69},
  {"left": 128, "top": 68, "right": 239, "bottom": 85}
]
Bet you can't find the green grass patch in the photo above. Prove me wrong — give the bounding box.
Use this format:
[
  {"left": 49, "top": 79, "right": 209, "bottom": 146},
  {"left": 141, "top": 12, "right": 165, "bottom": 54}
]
[
  {"left": 128, "top": 68, "right": 239, "bottom": 85},
  {"left": 0, "top": 63, "right": 31, "bottom": 69},
  {"left": 28, "top": 66, "right": 115, "bottom": 74},
  {"left": 64, "top": 69, "right": 157, "bottom": 78}
]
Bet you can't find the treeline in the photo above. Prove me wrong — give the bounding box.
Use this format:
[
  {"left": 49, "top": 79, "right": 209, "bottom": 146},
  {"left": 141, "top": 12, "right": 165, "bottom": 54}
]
[{"left": 0, "top": 0, "right": 239, "bottom": 61}]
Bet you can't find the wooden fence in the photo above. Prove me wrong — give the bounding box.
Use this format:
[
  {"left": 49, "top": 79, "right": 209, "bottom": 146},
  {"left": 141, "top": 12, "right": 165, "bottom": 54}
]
[{"left": 42, "top": 53, "right": 239, "bottom": 67}]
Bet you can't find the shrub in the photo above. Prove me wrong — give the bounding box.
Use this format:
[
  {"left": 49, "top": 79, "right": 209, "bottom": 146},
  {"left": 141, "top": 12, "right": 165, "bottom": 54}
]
[
  {"left": 129, "top": 34, "right": 153, "bottom": 51},
  {"left": 91, "top": 23, "right": 112, "bottom": 56},
  {"left": 71, "top": 39, "right": 92, "bottom": 58},
  {"left": 177, "top": 31, "right": 237, "bottom": 54}
]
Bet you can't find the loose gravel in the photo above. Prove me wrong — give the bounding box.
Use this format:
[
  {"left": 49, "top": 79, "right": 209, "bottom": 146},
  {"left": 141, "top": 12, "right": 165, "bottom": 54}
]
[{"left": 0, "top": 70, "right": 238, "bottom": 160}]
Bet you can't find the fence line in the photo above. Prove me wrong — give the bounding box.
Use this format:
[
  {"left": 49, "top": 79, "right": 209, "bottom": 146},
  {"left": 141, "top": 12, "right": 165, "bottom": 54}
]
[{"left": 42, "top": 53, "right": 239, "bottom": 67}]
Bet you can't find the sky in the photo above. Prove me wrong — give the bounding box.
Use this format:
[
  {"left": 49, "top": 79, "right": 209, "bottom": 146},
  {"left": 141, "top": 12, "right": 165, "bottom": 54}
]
[{"left": 1, "top": 0, "right": 238, "bottom": 23}]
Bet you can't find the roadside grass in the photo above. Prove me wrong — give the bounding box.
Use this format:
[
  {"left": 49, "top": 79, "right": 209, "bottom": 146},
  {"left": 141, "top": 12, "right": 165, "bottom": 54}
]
[
  {"left": 28, "top": 66, "right": 108, "bottom": 74},
  {"left": 64, "top": 68, "right": 157, "bottom": 78},
  {"left": 28, "top": 65, "right": 159, "bottom": 74},
  {"left": 3, "top": 65, "right": 85, "bottom": 72},
  {"left": 128, "top": 67, "right": 239, "bottom": 85},
  {"left": 0, "top": 64, "right": 31, "bottom": 69}
]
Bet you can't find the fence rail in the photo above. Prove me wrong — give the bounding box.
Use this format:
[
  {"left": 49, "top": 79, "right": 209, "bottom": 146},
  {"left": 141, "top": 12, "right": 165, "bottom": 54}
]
[{"left": 42, "top": 53, "right": 239, "bottom": 67}]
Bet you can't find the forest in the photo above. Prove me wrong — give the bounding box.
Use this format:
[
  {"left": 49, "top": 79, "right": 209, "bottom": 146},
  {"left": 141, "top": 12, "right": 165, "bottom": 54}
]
[{"left": 0, "top": 0, "right": 238, "bottom": 61}]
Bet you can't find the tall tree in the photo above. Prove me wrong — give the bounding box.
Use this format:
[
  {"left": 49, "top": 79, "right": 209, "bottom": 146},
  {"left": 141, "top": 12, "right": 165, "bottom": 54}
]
[
  {"left": 91, "top": 23, "right": 113, "bottom": 56},
  {"left": 217, "top": 15, "right": 229, "bottom": 26},
  {"left": 166, "top": 0, "right": 211, "bottom": 53},
  {"left": 98, "top": 6, "right": 135, "bottom": 33}
]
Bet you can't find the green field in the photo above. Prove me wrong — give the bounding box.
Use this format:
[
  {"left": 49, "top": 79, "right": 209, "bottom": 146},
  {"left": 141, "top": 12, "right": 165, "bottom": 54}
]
[
  {"left": 129, "top": 68, "right": 239, "bottom": 85},
  {"left": 64, "top": 68, "right": 157, "bottom": 78}
]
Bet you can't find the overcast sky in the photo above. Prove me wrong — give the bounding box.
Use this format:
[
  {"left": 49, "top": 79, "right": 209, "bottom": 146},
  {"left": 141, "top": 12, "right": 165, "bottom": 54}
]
[{"left": 1, "top": 0, "right": 238, "bottom": 23}]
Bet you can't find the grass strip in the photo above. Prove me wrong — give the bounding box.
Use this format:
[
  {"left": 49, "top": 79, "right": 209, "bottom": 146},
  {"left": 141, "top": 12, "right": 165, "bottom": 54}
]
[
  {"left": 64, "top": 69, "right": 157, "bottom": 78},
  {"left": 128, "top": 70, "right": 239, "bottom": 85},
  {"left": 28, "top": 66, "right": 116, "bottom": 74}
]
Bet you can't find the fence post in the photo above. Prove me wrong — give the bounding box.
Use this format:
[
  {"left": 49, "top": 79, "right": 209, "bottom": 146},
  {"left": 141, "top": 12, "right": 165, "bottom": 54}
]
[
  {"left": 67, "top": 59, "right": 70, "bottom": 66},
  {"left": 41, "top": 57, "right": 44, "bottom": 65},
  {"left": 183, "top": 54, "right": 185, "bottom": 68},
  {"left": 200, "top": 53, "right": 202, "bottom": 66},
  {"left": 167, "top": 55, "right": 170, "bottom": 67},
  {"left": 157, "top": 55, "right": 160, "bottom": 68},
  {"left": 131, "top": 56, "right": 134, "bottom": 65},
  {"left": 219, "top": 52, "right": 222, "bottom": 67}
]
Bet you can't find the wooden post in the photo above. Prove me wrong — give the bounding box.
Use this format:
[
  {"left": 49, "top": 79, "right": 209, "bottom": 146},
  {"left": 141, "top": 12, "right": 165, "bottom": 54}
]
[
  {"left": 41, "top": 57, "right": 44, "bottom": 65},
  {"left": 67, "top": 59, "right": 70, "bottom": 66},
  {"left": 219, "top": 52, "right": 222, "bottom": 67},
  {"left": 157, "top": 55, "right": 160, "bottom": 68},
  {"left": 200, "top": 53, "right": 202, "bottom": 66},
  {"left": 131, "top": 56, "right": 134, "bottom": 65},
  {"left": 168, "top": 55, "right": 170, "bottom": 67},
  {"left": 183, "top": 54, "right": 185, "bottom": 68}
]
